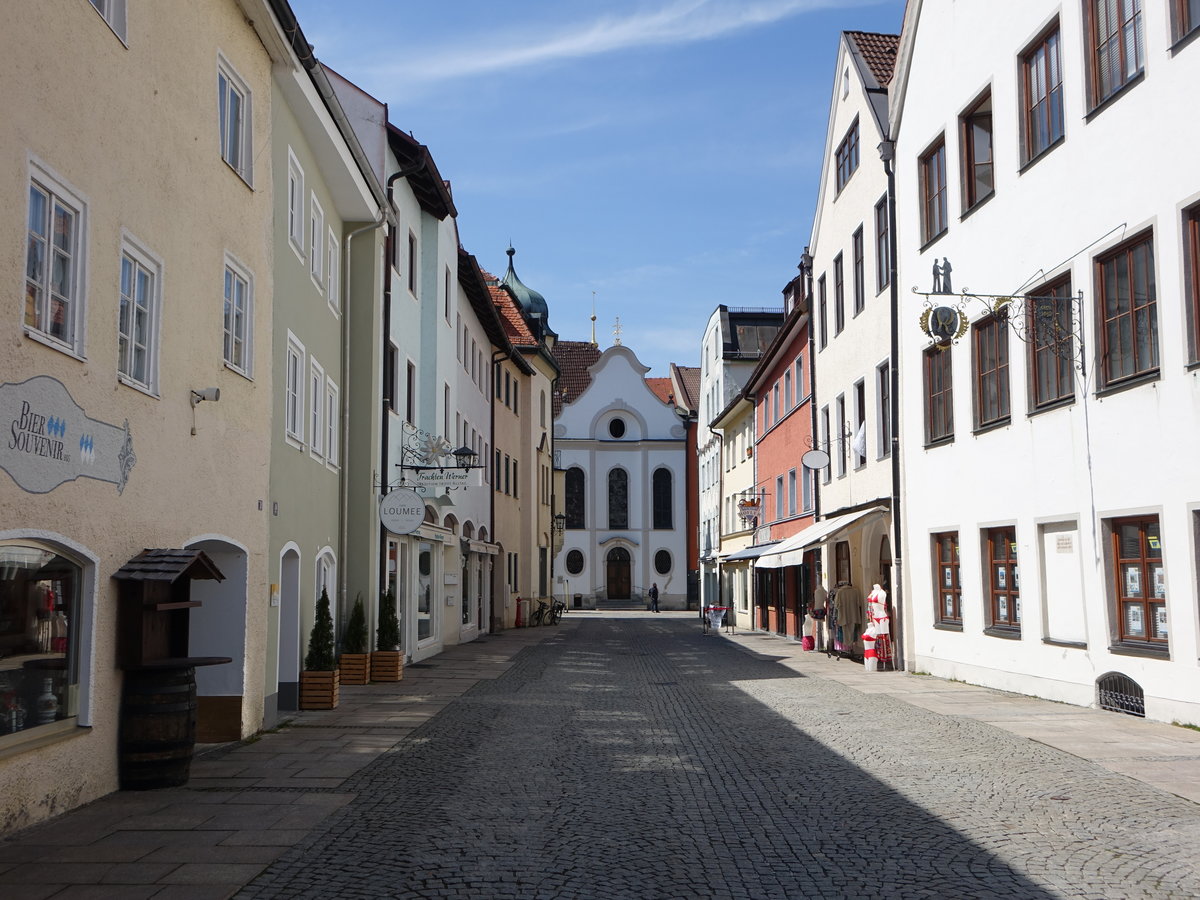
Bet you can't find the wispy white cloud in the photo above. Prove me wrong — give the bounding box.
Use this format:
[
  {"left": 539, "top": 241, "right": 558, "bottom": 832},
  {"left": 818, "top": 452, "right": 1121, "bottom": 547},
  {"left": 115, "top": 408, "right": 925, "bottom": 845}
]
[{"left": 369, "top": 0, "right": 854, "bottom": 85}]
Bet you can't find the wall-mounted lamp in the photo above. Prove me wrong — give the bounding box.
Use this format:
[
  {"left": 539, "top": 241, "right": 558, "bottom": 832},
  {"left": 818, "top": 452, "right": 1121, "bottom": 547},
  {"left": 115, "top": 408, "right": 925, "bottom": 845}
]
[
  {"left": 552, "top": 512, "right": 567, "bottom": 535},
  {"left": 451, "top": 445, "right": 479, "bottom": 468},
  {"left": 190, "top": 387, "right": 221, "bottom": 407}
]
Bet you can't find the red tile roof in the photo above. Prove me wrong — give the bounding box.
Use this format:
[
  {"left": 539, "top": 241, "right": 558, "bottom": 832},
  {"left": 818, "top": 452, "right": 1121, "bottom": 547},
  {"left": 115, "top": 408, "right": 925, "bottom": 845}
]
[
  {"left": 847, "top": 31, "right": 900, "bottom": 86},
  {"left": 551, "top": 340, "right": 602, "bottom": 418},
  {"left": 490, "top": 284, "right": 536, "bottom": 346},
  {"left": 646, "top": 377, "right": 674, "bottom": 406}
]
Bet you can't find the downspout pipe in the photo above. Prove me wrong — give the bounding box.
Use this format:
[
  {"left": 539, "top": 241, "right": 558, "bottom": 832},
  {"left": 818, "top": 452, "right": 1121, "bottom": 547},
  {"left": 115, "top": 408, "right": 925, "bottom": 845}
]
[
  {"left": 490, "top": 348, "right": 509, "bottom": 627},
  {"left": 341, "top": 215, "right": 385, "bottom": 624},
  {"left": 880, "top": 138, "right": 905, "bottom": 671}
]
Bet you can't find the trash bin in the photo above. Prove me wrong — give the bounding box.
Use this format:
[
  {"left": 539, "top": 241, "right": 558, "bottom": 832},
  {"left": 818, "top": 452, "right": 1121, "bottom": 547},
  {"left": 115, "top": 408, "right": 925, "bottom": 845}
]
[{"left": 573, "top": 594, "right": 582, "bottom": 609}]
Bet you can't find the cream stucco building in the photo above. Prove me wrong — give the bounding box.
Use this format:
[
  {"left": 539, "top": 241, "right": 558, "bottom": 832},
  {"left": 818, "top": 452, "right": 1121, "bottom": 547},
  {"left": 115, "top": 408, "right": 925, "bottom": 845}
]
[{"left": 0, "top": 0, "right": 278, "bottom": 831}]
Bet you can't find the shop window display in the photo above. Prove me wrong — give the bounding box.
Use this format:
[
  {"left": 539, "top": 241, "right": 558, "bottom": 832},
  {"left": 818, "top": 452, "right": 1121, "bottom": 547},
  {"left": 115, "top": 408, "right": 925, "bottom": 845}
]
[{"left": 0, "top": 544, "right": 80, "bottom": 736}]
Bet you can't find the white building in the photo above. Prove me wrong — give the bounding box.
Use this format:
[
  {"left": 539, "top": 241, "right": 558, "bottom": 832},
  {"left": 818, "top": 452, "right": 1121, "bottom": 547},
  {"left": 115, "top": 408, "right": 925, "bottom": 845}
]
[
  {"left": 555, "top": 345, "right": 689, "bottom": 608},
  {"left": 890, "top": 0, "right": 1200, "bottom": 724},
  {"left": 697, "top": 307, "right": 782, "bottom": 609},
  {"left": 802, "top": 29, "right": 901, "bottom": 655}
]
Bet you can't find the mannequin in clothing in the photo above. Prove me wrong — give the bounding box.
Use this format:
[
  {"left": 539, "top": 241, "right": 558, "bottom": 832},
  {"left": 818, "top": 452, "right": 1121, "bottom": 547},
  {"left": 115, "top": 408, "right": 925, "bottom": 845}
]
[
  {"left": 833, "top": 582, "right": 863, "bottom": 649},
  {"left": 867, "top": 584, "right": 890, "bottom": 635}
]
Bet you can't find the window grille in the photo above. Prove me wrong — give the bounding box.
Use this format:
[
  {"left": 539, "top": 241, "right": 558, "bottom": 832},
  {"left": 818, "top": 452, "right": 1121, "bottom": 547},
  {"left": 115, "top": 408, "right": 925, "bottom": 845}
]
[{"left": 1096, "top": 671, "right": 1145, "bottom": 717}]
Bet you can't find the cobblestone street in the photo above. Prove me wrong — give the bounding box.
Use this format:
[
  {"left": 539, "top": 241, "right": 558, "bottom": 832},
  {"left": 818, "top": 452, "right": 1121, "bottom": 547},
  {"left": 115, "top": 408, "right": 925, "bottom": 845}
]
[{"left": 237, "top": 616, "right": 1200, "bottom": 900}]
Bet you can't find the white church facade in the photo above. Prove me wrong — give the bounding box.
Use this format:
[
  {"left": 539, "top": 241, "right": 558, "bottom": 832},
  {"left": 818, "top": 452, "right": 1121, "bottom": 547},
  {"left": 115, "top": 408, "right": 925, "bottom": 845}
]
[{"left": 554, "top": 345, "right": 689, "bottom": 609}]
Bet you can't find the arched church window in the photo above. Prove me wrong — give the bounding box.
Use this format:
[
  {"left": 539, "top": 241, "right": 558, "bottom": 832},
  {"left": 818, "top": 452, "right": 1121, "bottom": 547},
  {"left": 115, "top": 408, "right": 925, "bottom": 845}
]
[
  {"left": 565, "top": 467, "right": 585, "bottom": 529},
  {"left": 608, "top": 468, "right": 628, "bottom": 529},
  {"left": 652, "top": 468, "right": 673, "bottom": 529}
]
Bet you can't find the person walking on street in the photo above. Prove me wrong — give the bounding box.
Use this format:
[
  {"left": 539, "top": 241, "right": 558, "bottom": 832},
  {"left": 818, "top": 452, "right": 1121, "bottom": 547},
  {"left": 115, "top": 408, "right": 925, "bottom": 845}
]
[{"left": 648, "top": 583, "right": 659, "bottom": 612}]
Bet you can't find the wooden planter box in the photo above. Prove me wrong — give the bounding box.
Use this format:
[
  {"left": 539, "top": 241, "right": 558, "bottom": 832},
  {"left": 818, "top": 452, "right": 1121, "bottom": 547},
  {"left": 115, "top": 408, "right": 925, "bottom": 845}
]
[
  {"left": 370, "top": 650, "right": 404, "bottom": 683},
  {"left": 339, "top": 652, "right": 371, "bottom": 686},
  {"left": 299, "top": 669, "right": 339, "bottom": 710}
]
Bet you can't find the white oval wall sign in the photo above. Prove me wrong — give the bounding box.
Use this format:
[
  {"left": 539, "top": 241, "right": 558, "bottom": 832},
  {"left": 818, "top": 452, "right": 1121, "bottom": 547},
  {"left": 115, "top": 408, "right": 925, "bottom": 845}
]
[
  {"left": 801, "top": 449, "right": 830, "bottom": 470},
  {"left": 380, "top": 487, "right": 425, "bottom": 535}
]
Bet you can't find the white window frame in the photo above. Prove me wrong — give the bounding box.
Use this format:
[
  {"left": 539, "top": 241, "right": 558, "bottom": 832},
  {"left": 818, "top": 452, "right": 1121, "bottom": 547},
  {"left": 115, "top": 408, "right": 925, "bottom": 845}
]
[
  {"left": 309, "top": 357, "right": 325, "bottom": 461},
  {"left": 407, "top": 230, "right": 418, "bottom": 296},
  {"left": 217, "top": 54, "right": 253, "bottom": 185},
  {"left": 25, "top": 160, "right": 88, "bottom": 357},
  {"left": 89, "top": 0, "right": 128, "bottom": 42},
  {"left": 286, "top": 150, "right": 305, "bottom": 259},
  {"left": 877, "top": 360, "right": 892, "bottom": 460},
  {"left": 788, "top": 468, "right": 797, "bottom": 516},
  {"left": 309, "top": 193, "right": 324, "bottom": 290},
  {"left": 836, "top": 394, "right": 847, "bottom": 477},
  {"left": 326, "top": 228, "right": 339, "bottom": 314},
  {"left": 285, "top": 332, "right": 304, "bottom": 446},
  {"left": 117, "top": 232, "right": 163, "bottom": 395},
  {"left": 325, "top": 378, "right": 339, "bottom": 469},
  {"left": 223, "top": 254, "right": 253, "bottom": 376},
  {"left": 316, "top": 548, "right": 337, "bottom": 624}
]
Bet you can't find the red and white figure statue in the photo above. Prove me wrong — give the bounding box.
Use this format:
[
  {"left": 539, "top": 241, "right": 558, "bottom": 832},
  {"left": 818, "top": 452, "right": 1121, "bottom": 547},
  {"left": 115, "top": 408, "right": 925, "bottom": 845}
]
[{"left": 866, "top": 584, "right": 892, "bottom": 670}]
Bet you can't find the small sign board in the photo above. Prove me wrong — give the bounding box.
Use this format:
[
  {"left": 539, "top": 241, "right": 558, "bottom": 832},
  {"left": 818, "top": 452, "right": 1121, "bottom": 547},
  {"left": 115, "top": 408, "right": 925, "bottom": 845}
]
[
  {"left": 380, "top": 487, "right": 424, "bottom": 535},
  {"left": 0, "top": 375, "right": 136, "bottom": 494},
  {"left": 407, "top": 467, "right": 482, "bottom": 488}
]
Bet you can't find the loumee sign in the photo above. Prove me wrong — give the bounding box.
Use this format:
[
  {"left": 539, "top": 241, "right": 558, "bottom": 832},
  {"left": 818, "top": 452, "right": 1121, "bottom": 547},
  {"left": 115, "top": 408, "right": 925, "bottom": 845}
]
[{"left": 1, "top": 376, "right": 136, "bottom": 494}]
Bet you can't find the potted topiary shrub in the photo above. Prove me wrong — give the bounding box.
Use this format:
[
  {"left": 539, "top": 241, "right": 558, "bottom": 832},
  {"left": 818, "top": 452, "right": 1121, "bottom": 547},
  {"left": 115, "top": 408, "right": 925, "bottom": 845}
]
[
  {"left": 299, "top": 587, "right": 339, "bottom": 710},
  {"left": 370, "top": 586, "right": 404, "bottom": 682},
  {"left": 339, "top": 593, "right": 370, "bottom": 685}
]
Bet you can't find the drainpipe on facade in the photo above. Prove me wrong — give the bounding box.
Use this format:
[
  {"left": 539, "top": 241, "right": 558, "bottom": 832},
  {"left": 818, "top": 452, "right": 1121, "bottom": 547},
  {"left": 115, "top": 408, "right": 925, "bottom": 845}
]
[
  {"left": 547, "top": 370, "right": 560, "bottom": 611},
  {"left": 490, "top": 349, "right": 509, "bottom": 629},
  {"left": 879, "top": 138, "right": 905, "bottom": 672},
  {"left": 712, "top": 425, "right": 723, "bottom": 613},
  {"left": 341, "top": 215, "right": 385, "bottom": 625},
  {"left": 801, "top": 248, "right": 819, "bottom": 526}
]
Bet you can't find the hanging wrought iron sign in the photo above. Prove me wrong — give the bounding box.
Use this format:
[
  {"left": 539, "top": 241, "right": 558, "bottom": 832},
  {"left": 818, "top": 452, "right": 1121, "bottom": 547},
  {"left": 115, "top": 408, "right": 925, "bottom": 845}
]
[{"left": 918, "top": 304, "right": 969, "bottom": 346}]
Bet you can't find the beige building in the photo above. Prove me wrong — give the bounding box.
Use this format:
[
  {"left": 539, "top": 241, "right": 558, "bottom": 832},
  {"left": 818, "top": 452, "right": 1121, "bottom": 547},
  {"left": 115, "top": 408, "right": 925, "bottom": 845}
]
[
  {"left": 712, "top": 395, "right": 758, "bottom": 626},
  {"left": 0, "top": 1, "right": 279, "bottom": 831},
  {"left": 497, "top": 252, "right": 560, "bottom": 618},
  {"left": 489, "top": 278, "right": 541, "bottom": 626}
]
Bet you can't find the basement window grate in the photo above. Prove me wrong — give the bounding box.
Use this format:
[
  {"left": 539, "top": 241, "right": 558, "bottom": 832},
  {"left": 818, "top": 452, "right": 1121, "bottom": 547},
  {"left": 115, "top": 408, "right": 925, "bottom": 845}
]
[{"left": 1097, "top": 672, "right": 1145, "bottom": 718}]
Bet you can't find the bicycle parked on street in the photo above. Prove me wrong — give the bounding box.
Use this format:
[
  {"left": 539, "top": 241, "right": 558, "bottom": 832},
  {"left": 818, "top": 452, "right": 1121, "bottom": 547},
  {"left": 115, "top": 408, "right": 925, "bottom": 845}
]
[{"left": 530, "top": 598, "right": 566, "bottom": 626}]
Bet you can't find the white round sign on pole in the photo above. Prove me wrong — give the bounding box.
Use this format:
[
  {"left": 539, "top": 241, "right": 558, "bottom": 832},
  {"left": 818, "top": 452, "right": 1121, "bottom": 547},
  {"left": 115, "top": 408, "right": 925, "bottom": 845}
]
[{"left": 380, "top": 487, "right": 425, "bottom": 535}]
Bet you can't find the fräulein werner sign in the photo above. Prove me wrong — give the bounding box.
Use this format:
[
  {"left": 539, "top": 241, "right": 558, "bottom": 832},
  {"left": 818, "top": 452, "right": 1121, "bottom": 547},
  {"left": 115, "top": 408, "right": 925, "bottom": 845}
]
[{"left": 1, "top": 376, "right": 136, "bottom": 494}]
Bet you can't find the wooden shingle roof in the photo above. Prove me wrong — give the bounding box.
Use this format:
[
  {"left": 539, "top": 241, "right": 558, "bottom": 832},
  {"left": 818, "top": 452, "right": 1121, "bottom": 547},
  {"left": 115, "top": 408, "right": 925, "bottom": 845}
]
[{"left": 112, "top": 549, "right": 224, "bottom": 583}]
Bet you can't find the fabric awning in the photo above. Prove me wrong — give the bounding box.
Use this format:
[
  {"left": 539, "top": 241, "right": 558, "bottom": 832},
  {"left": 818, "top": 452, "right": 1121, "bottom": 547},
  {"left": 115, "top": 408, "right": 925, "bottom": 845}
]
[
  {"left": 755, "top": 507, "right": 887, "bottom": 569},
  {"left": 721, "top": 541, "right": 781, "bottom": 562}
]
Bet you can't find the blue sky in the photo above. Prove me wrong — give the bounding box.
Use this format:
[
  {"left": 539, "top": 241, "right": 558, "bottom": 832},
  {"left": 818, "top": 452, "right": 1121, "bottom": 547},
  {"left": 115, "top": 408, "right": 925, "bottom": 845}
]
[{"left": 290, "top": 0, "right": 906, "bottom": 377}]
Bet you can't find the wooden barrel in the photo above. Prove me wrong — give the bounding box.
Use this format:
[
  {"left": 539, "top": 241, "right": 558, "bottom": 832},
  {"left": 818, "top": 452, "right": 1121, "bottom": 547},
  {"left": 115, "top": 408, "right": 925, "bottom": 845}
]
[{"left": 119, "top": 666, "right": 197, "bottom": 790}]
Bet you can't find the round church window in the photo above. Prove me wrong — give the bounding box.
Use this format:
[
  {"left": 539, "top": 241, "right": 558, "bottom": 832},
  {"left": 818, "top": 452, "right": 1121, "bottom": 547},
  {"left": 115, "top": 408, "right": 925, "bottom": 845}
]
[
  {"left": 608, "top": 418, "right": 626, "bottom": 438},
  {"left": 566, "top": 550, "right": 584, "bottom": 575}
]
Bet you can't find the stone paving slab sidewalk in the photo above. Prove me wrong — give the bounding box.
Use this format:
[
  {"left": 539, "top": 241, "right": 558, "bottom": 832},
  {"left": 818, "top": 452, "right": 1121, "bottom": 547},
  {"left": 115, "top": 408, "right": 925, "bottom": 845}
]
[
  {"left": 4, "top": 613, "right": 1200, "bottom": 898},
  {"left": 717, "top": 625, "right": 1200, "bottom": 804},
  {"left": 0, "top": 627, "right": 554, "bottom": 900}
]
